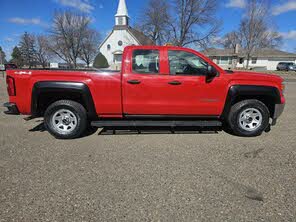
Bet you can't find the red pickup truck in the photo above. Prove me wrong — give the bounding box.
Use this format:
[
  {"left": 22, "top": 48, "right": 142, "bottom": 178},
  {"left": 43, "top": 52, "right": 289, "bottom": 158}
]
[{"left": 4, "top": 46, "right": 285, "bottom": 139}]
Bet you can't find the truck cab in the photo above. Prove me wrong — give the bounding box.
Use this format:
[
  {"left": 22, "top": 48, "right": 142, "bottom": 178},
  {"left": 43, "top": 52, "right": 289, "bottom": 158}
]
[{"left": 4, "top": 46, "right": 285, "bottom": 139}]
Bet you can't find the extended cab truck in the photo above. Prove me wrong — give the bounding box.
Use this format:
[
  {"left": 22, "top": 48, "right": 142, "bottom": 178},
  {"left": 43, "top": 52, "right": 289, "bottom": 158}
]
[{"left": 4, "top": 46, "right": 285, "bottom": 139}]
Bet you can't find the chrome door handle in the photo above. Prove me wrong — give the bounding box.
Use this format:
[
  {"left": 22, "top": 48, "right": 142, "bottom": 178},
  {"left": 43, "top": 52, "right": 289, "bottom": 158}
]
[
  {"left": 127, "top": 80, "right": 141, "bottom": 84},
  {"left": 168, "top": 81, "right": 182, "bottom": 85}
]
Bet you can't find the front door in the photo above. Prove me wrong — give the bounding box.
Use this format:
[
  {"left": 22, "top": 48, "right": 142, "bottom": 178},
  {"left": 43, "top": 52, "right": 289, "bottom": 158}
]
[{"left": 162, "top": 49, "right": 228, "bottom": 115}]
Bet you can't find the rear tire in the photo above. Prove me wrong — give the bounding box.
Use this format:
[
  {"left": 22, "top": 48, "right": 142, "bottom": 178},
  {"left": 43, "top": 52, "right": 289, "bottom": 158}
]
[
  {"left": 44, "top": 100, "right": 87, "bottom": 139},
  {"left": 227, "top": 99, "right": 270, "bottom": 137}
]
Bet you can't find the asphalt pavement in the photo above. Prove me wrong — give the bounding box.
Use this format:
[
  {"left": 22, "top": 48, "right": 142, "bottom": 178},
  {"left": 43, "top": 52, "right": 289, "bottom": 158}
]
[{"left": 0, "top": 78, "right": 295, "bottom": 221}]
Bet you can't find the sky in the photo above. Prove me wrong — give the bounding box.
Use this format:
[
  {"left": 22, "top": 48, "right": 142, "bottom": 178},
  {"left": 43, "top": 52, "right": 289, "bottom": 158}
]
[{"left": 0, "top": 0, "right": 295, "bottom": 60}]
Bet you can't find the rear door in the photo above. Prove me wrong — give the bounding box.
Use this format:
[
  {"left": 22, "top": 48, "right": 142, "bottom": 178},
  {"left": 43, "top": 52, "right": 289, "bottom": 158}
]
[{"left": 122, "top": 48, "right": 173, "bottom": 115}]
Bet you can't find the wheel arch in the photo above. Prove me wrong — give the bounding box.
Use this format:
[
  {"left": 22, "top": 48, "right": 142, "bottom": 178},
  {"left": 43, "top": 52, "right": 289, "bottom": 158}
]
[
  {"left": 222, "top": 85, "right": 281, "bottom": 119},
  {"left": 31, "top": 81, "right": 97, "bottom": 119}
]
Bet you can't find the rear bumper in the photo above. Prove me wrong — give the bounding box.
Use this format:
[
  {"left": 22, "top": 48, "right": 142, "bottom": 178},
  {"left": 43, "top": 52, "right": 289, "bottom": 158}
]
[{"left": 3, "top": 102, "right": 20, "bottom": 115}]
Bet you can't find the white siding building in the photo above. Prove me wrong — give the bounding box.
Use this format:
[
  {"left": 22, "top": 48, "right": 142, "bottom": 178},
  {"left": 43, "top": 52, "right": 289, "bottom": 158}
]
[
  {"left": 203, "top": 48, "right": 296, "bottom": 71},
  {"left": 98, "top": 0, "right": 154, "bottom": 70}
]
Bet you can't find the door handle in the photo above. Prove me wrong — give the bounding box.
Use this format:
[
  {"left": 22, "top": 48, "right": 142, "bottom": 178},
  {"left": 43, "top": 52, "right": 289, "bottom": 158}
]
[
  {"left": 127, "top": 80, "right": 141, "bottom": 84},
  {"left": 168, "top": 81, "right": 182, "bottom": 85}
]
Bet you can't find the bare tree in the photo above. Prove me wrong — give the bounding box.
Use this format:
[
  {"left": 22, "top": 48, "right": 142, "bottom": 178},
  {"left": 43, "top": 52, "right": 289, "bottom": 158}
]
[
  {"left": 222, "top": 31, "right": 241, "bottom": 53},
  {"left": 79, "top": 29, "right": 100, "bottom": 67},
  {"left": 137, "top": 0, "right": 171, "bottom": 45},
  {"left": 238, "top": 0, "right": 282, "bottom": 68},
  {"left": 48, "top": 11, "right": 91, "bottom": 68},
  {"left": 19, "top": 32, "right": 36, "bottom": 68},
  {"left": 35, "top": 35, "right": 53, "bottom": 68},
  {"left": 170, "top": 0, "right": 220, "bottom": 47},
  {"left": 260, "top": 31, "right": 282, "bottom": 48},
  {"left": 139, "top": 0, "right": 220, "bottom": 47}
]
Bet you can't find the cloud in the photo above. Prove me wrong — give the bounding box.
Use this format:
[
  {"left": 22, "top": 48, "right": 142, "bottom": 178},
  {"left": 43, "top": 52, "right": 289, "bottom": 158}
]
[
  {"left": 280, "top": 30, "right": 296, "bottom": 40},
  {"left": 99, "top": 4, "right": 104, "bottom": 9},
  {"left": 272, "top": 1, "right": 296, "bottom": 15},
  {"left": 4, "top": 37, "right": 14, "bottom": 42},
  {"left": 8, "top": 17, "right": 44, "bottom": 25},
  {"left": 54, "top": 0, "right": 94, "bottom": 13},
  {"left": 226, "top": 0, "right": 245, "bottom": 8}
]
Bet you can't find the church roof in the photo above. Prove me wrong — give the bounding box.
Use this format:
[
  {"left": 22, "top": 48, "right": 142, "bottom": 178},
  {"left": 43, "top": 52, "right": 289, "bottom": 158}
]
[
  {"left": 116, "top": 0, "right": 129, "bottom": 17},
  {"left": 99, "top": 26, "right": 154, "bottom": 49},
  {"left": 128, "top": 27, "right": 154, "bottom": 45}
]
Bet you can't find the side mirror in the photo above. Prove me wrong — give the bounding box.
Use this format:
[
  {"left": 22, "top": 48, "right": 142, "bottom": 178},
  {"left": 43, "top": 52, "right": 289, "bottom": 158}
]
[
  {"left": 0, "top": 64, "right": 5, "bottom": 71},
  {"left": 207, "top": 65, "right": 217, "bottom": 78}
]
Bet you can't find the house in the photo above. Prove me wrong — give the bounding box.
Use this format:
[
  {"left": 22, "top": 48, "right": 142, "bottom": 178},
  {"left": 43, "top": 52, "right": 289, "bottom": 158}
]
[
  {"left": 49, "top": 63, "right": 87, "bottom": 69},
  {"left": 202, "top": 47, "right": 296, "bottom": 71},
  {"left": 98, "top": 0, "right": 154, "bottom": 70}
]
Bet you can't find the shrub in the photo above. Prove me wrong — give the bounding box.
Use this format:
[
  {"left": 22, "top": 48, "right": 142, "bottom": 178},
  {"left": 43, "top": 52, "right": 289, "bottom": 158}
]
[{"left": 93, "top": 53, "right": 109, "bottom": 68}]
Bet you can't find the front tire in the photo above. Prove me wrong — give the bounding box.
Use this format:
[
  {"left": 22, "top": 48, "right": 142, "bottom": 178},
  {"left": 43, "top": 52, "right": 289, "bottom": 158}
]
[
  {"left": 227, "top": 99, "right": 270, "bottom": 137},
  {"left": 44, "top": 100, "right": 87, "bottom": 139}
]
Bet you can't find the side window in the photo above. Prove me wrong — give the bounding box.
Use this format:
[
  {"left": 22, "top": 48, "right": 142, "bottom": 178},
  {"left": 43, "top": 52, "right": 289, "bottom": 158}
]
[
  {"left": 168, "top": 50, "right": 208, "bottom": 75},
  {"left": 132, "top": 50, "right": 160, "bottom": 74}
]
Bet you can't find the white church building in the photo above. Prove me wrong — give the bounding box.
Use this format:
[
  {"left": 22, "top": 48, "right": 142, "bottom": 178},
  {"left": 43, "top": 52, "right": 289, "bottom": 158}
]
[{"left": 98, "top": 0, "right": 154, "bottom": 70}]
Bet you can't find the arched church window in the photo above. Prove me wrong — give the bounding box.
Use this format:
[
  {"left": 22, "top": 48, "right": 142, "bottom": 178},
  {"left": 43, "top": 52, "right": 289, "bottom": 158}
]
[
  {"left": 118, "top": 41, "right": 123, "bottom": 46},
  {"left": 107, "top": 44, "right": 111, "bottom": 50}
]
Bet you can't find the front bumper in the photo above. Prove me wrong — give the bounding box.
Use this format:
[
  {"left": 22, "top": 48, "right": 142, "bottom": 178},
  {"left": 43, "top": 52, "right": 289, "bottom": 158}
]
[
  {"left": 272, "top": 103, "right": 285, "bottom": 125},
  {"left": 3, "top": 102, "right": 20, "bottom": 115}
]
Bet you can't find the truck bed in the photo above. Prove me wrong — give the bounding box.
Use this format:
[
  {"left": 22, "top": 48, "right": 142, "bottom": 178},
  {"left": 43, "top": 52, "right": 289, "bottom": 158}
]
[{"left": 6, "top": 69, "right": 122, "bottom": 116}]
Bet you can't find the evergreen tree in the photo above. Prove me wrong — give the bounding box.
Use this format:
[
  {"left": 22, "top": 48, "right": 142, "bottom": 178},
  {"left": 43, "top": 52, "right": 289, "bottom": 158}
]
[
  {"left": 0, "top": 46, "right": 6, "bottom": 64},
  {"left": 93, "top": 53, "right": 109, "bottom": 68},
  {"left": 19, "top": 32, "right": 36, "bottom": 68},
  {"left": 10, "top": 46, "right": 24, "bottom": 67}
]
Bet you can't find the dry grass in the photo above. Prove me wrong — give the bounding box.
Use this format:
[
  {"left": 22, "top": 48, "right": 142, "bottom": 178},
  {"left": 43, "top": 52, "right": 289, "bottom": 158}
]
[{"left": 233, "top": 69, "right": 296, "bottom": 79}]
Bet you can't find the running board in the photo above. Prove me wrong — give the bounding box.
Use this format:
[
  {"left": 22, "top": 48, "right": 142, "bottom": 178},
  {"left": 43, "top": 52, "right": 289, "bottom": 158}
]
[{"left": 91, "top": 120, "right": 222, "bottom": 128}]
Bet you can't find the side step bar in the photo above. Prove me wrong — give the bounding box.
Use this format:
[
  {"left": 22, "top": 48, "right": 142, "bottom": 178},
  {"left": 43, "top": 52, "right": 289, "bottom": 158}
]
[{"left": 91, "top": 120, "right": 222, "bottom": 128}]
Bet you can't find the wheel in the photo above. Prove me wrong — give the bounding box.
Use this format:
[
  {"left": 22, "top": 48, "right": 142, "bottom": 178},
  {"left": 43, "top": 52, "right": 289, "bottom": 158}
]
[
  {"left": 227, "top": 99, "right": 270, "bottom": 137},
  {"left": 44, "top": 100, "right": 87, "bottom": 139}
]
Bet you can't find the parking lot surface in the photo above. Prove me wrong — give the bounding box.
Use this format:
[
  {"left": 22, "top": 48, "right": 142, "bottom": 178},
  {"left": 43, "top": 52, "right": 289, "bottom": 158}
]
[{"left": 0, "top": 77, "right": 295, "bottom": 221}]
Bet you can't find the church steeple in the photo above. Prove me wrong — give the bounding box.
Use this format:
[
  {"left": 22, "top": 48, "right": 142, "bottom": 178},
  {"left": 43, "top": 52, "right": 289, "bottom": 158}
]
[{"left": 115, "top": 0, "right": 129, "bottom": 26}]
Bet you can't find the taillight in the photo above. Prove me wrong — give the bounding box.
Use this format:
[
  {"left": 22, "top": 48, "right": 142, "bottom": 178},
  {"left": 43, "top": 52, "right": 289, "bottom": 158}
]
[{"left": 6, "top": 76, "right": 16, "bottom": 96}]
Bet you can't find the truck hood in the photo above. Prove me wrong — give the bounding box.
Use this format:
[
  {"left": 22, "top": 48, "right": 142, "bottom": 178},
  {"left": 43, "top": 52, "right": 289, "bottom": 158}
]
[{"left": 229, "top": 70, "right": 284, "bottom": 83}]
